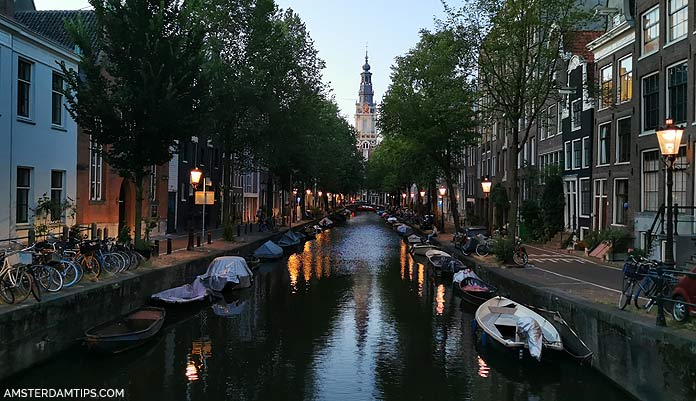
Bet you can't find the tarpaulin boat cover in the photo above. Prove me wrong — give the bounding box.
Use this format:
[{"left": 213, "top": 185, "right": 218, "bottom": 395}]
[
  {"left": 319, "top": 217, "right": 334, "bottom": 227},
  {"left": 253, "top": 240, "right": 283, "bottom": 259},
  {"left": 278, "top": 232, "right": 301, "bottom": 247},
  {"left": 407, "top": 234, "right": 422, "bottom": 244},
  {"left": 396, "top": 225, "right": 409, "bottom": 234},
  {"left": 453, "top": 268, "right": 480, "bottom": 284},
  {"left": 387, "top": 217, "right": 398, "bottom": 223},
  {"left": 151, "top": 277, "right": 209, "bottom": 304},
  {"left": 199, "top": 256, "right": 253, "bottom": 291},
  {"left": 212, "top": 299, "right": 248, "bottom": 317},
  {"left": 516, "top": 316, "right": 544, "bottom": 361}
]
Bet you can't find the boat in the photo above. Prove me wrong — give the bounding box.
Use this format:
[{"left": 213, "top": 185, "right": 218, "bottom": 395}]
[
  {"left": 253, "top": 240, "right": 283, "bottom": 260},
  {"left": 475, "top": 296, "right": 563, "bottom": 361},
  {"left": 386, "top": 216, "right": 398, "bottom": 224},
  {"left": 425, "top": 249, "right": 454, "bottom": 271},
  {"left": 212, "top": 297, "right": 248, "bottom": 317},
  {"left": 301, "top": 225, "right": 317, "bottom": 239},
  {"left": 410, "top": 243, "right": 440, "bottom": 256},
  {"left": 452, "top": 269, "right": 497, "bottom": 306},
  {"left": 319, "top": 217, "right": 334, "bottom": 229},
  {"left": 407, "top": 234, "right": 424, "bottom": 244},
  {"left": 198, "top": 256, "right": 254, "bottom": 291},
  {"left": 442, "top": 257, "right": 467, "bottom": 274},
  {"left": 396, "top": 224, "right": 413, "bottom": 236},
  {"left": 151, "top": 278, "right": 209, "bottom": 304},
  {"left": 244, "top": 255, "right": 261, "bottom": 268},
  {"left": 277, "top": 231, "right": 302, "bottom": 249},
  {"left": 84, "top": 307, "right": 166, "bottom": 353}
]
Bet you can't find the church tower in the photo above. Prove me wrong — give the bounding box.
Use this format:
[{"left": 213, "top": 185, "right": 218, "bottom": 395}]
[{"left": 355, "top": 52, "right": 379, "bottom": 160}]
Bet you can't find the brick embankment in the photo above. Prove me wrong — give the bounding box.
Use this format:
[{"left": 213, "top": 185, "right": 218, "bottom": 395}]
[
  {"left": 0, "top": 221, "right": 314, "bottom": 381},
  {"left": 402, "top": 221, "right": 696, "bottom": 401}
]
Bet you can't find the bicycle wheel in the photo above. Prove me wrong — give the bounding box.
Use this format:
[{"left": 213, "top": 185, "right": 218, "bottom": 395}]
[
  {"left": 29, "top": 272, "right": 41, "bottom": 302},
  {"left": 634, "top": 277, "right": 657, "bottom": 309},
  {"left": 0, "top": 274, "right": 14, "bottom": 304},
  {"left": 619, "top": 277, "right": 635, "bottom": 310},
  {"left": 476, "top": 243, "right": 490, "bottom": 257},
  {"left": 512, "top": 249, "right": 528, "bottom": 266},
  {"left": 101, "top": 254, "right": 121, "bottom": 275},
  {"left": 33, "top": 265, "right": 63, "bottom": 292},
  {"left": 81, "top": 255, "right": 101, "bottom": 280},
  {"left": 13, "top": 270, "right": 33, "bottom": 303}
]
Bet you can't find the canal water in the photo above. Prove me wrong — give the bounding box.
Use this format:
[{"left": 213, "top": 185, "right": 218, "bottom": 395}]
[{"left": 4, "top": 213, "right": 635, "bottom": 401}]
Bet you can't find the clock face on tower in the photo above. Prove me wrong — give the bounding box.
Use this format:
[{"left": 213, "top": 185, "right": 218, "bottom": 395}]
[{"left": 362, "top": 103, "right": 370, "bottom": 113}]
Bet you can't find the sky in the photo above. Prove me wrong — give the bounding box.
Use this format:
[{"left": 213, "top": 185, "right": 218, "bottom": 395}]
[{"left": 34, "top": 0, "right": 448, "bottom": 124}]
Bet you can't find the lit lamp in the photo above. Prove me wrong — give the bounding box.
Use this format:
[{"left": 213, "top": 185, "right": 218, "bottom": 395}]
[
  {"left": 190, "top": 167, "right": 202, "bottom": 188},
  {"left": 482, "top": 177, "right": 492, "bottom": 235},
  {"left": 188, "top": 167, "right": 203, "bottom": 250},
  {"left": 419, "top": 189, "right": 426, "bottom": 216},
  {"left": 438, "top": 186, "right": 447, "bottom": 233},
  {"left": 654, "top": 118, "right": 684, "bottom": 327},
  {"left": 292, "top": 189, "right": 298, "bottom": 225}
]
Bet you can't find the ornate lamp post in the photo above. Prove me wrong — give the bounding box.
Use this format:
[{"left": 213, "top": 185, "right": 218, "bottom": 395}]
[
  {"left": 401, "top": 193, "right": 406, "bottom": 207},
  {"left": 419, "top": 190, "right": 426, "bottom": 216},
  {"left": 291, "top": 188, "right": 297, "bottom": 227},
  {"left": 189, "top": 167, "right": 202, "bottom": 250},
  {"left": 481, "top": 177, "right": 491, "bottom": 234},
  {"left": 438, "top": 185, "right": 447, "bottom": 233},
  {"left": 318, "top": 190, "right": 323, "bottom": 211},
  {"left": 655, "top": 118, "right": 684, "bottom": 327}
]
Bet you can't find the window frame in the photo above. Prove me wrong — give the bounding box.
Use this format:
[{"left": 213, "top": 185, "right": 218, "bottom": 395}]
[
  {"left": 642, "top": 72, "right": 660, "bottom": 133},
  {"left": 613, "top": 178, "right": 629, "bottom": 226},
  {"left": 89, "top": 137, "right": 103, "bottom": 201},
  {"left": 616, "top": 117, "right": 631, "bottom": 164},
  {"left": 641, "top": 148, "right": 661, "bottom": 212},
  {"left": 617, "top": 55, "right": 633, "bottom": 104},
  {"left": 667, "top": 0, "right": 688, "bottom": 43},
  {"left": 564, "top": 141, "right": 572, "bottom": 170},
  {"left": 50, "top": 170, "right": 64, "bottom": 222},
  {"left": 599, "top": 64, "right": 613, "bottom": 110},
  {"left": 16, "top": 167, "right": 31, "bottom": 225},
  {"left": 579, "top": 177, "right": 591, "bottom": 218},
  {"left": 17, "top": 58, "right": 32, "bottom": 119},
  {"left": 571, "top": 98, "right": 582, "bottom": 131},
  {"left": 51, "top": 72, "right": 65, "bottom": 127},
  {"left": 572, "top": 138, "right": 582, "bottom": 170},
  {"left": 598, "top": 122, "right": 611, "bottom": 166},
  {"left": 641, "top": 6, "right": 660, "bottom": 56},
  {"left": 666, "top": 60, "right": 688, "bottom": 124},
  {"left": 582, "top": 136, "right": 590, "bottom": 168}
]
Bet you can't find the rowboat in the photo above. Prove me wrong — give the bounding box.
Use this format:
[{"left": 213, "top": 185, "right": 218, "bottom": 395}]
[
  {"left": 452, "top": 269, "right": 497, "bottom": 306},
  {"left": 84, "top": 307, "right": 165, "bottom": 353}
]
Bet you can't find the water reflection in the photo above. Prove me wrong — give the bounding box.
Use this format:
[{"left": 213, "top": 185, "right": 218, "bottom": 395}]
[{"left": 2, "top": 214, "right": 636, "bottom": 401}]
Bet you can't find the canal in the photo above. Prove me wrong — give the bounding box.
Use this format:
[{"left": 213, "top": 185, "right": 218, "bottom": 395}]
[{"left": 4, "top": 213, "right": 635, "bottom": 401}]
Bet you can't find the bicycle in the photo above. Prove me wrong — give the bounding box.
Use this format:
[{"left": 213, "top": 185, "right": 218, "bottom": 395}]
[
  {"left": 0, "top": 244, "right": 40, "bottom": 304},
  {"left": 512, "top": 238, "right": 528, "bottom": 266},
  {"left": 475, "top": 235, "right": 494, "bottom": 257},
  {"left": 619, "top": 256, "right": 649, "bottom": 310}
]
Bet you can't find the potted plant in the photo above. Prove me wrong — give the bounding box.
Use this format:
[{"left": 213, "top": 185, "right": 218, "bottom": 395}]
[{"left": 135, "top": 217, "right": 159, "bottom": 259}]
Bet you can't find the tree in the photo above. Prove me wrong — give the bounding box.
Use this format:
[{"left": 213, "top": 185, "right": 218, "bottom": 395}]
[
  {"left": 446, "top": 0, "right": 590, "bottom": 238},
  {"left": 62, "top": 0, "right": 205, "bottom": 246},
  {"left": 379, "top": 27, "right": 478, "bottom": 232}
]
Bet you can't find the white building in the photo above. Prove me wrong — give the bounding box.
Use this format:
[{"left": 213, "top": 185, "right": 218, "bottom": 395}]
[{"left": 0, "top": 10, "right": 79, "bottom": 241}]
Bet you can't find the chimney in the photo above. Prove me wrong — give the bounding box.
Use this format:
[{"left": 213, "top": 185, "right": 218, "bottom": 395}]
[{"left": 0, "top": 0, "right": 14, "bottom": 18}]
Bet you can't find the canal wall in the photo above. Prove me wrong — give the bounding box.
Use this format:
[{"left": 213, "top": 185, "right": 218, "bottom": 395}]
[
  {"left": 0, "top": 227, "right": 305, "bottom": 381},
  {"left": 471, "top": 264, "right": 696, "bottom": 401}
]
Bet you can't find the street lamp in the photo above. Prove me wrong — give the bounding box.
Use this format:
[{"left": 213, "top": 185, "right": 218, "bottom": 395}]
[
  {"left": 291, "top": 188, "right": 297, "bottom": 227},
  {"left": 318, "top": 190, "right": 323, "bottom": 211},
  {"left": 401, "top": 193, "right": 406, "bottom": 207},
  {"left": 482, "top": 177, "right": 491, "bottom": 234},
  {"left": 438, "top": 185, "right": 447, "bottom": 233},
  {"left": 655, "top": 119, "right": 684, "bottom": 326},
  {"left": 188, "top": 167, "right": 203, "bottom": 250}
]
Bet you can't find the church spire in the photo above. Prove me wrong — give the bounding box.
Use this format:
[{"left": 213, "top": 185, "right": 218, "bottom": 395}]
[{"left": 359, "top": 50, "right": 373, "bottom": 106}]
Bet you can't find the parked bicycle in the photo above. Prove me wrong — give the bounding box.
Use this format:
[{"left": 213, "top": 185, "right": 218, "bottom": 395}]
[{"left": 619, "top": 256, "right": 677, "bottom": 312}]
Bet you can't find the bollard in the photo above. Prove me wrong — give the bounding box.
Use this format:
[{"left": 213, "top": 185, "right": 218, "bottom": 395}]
[
  {"left": 97, "top": 228, "right": 102, "bottom": 240},
  {"left": 167, "top": 238, "right": 172, "bottom": 254},
  {"left": 196, "top": 235, "right": 201, "bottom": 247},
  {"left": 91, "top": 223, "right": 97, "bottom": 240},
  {"left": 153, "top": 240, "right": 160, "bottom": 257},
  {"left": 237, "top": 224, "right": 241, "bottom": 237},
  {"left": 207, "top": 232, "right": 212, "bottom": 244},
  {"left": 103, "top": 227, "right": 109, "bottom": 240},
  {"left": 28, "top": 228, "right": 35, "bottom": 244},
  {"left": 62, "top": 226, "right": 69, "bottom": 241},
  {"left": 187, "top": 230, "right": 194, "bottom": 250}
]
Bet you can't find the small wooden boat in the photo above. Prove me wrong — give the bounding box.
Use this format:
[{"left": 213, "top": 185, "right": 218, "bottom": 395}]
[
  {"left": 475, "top": 296, "right": 562, "bottom": 361},
  {"left": 425, "top": 249, "right": 452, "bottom": 269},
  {"left": 406, "top": 234, "right": 424, "bottom": 244},
  {"left": 453, "top": 276, "right": 497, "bottom": 306},
  {"left": 84, "top": 307, "right": 165, "bottom": 353},
  {"left": 410, "top": 243, "right": 440, "bottom": 256}
]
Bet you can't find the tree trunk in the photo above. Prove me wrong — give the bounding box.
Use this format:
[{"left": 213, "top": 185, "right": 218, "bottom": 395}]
[
  {"left": 222, "top": 146, "right": 234, "bottom": 240},
  {"left": 509, "top": 123, "right": 520, "bottom": 239},
  {"left": 443, "top": 169, "right": 461, "bottom": 233},
  {"left": 133, "top": 172, "right": 145, "bottom": 248},
  {"left": 265, "top": 171, "right": 274, "bottom": 220}
]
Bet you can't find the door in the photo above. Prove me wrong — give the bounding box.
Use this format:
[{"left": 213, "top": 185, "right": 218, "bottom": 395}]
[
  {"left": 564, "top": 179, "right": 577, "bottom": 232},
  {"left": 167, "top": 192, "right": 177, "bottom": 233},
  {"left": 594, "top": 179, "right": 608, "bottom": 230}
]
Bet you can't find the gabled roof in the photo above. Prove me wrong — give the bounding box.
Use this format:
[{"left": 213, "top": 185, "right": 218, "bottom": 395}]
[{"left": 14, "top": 10, "right": 96, "bottom": 50}]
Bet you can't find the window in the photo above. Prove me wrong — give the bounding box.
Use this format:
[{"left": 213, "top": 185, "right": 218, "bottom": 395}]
[
  {"left": 618, "top": 56, "right": 632, "bottom": 103},
  {"left": 616, "top": 118, "right": 631, "bottom": 163},
  {"left": 642, "top": 74, "right": 659, "bottom": 131},
  {"left": 17, "top": 59, "right": 31, "bottom": 118},
  {"left": 51, "top": 73, "right": 64, "bottom": 125},
  {"left": 50, "top": 171, "right": 64, "bottom": 221},
  {"left": 600, "top": 65, "right": 613, "bottom": 109},
  {"left": 572, "top": 139, "right": 581, "bottom": 169},
  {"left": 580, "top": 178, "right": 591, "bottom": 217},
  {"left": 614, "top": 179, "right": 628, "bottom": 225},
  {"left": 181, "top": 142, "right": 188, "bottom": 163},
  {"left": 673, "top": 146, "right": 688, "bottom": 207},
  {"left": 149, "top": 165, "right": 157, "bottom": 201},
  {"left": 668, "top": 0, "right": 687, "bottom": 42},
  {"left": 598, "top": 123, "right": 610, "bottom": 165},
  {"left": 557, "top": 102, "right": 562, "bottom": 134},
  {"left": 564, "top": 141, "right": 571, "bottom": 170},
  {"left": 667, "top": 62, "right": 687, "bottom": 124},
  {"left": 642, "top": 150, "right": 660, "bottom": 211},
  {"left": 571, "top": 99, "right": 581, "bottom": 130},
  {"left": 547, "top": 104, "right": 557, "bottom": 137},
  {"left": 89, "top": 138, "right": 103, "bottom": 200},
  {"left": 582, "top": 137, "right": 590, "bottom": 168},
  {"left": 16, "top": 168, "right": 31, "bottom": 224},
  {"left": 642, "top": 6, "right": 659, "bottom": 55},
  {"left": 594, "top": 179, "right": 608, "bottom": 229},
  {"left": 530, "top": 137, "right": 535, "bottom": 165}
]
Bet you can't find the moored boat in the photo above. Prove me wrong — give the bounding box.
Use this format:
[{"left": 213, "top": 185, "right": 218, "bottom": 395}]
[
  {"left": 410, "top": 243, "right": 440, "bottom": 256},
  {"left": 452, "top": 269, "right": 496, "bottom": 306},
  {"left": 84, "top": 307, "right": 165, "bottom": 354},
  {"left": 425, "top": 249, "right": 452, "bottom": 269}
]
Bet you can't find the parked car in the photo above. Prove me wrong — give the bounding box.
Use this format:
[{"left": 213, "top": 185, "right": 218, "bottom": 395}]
[{"left": 672, "top": 267, "right": 696, "bottom": 322}]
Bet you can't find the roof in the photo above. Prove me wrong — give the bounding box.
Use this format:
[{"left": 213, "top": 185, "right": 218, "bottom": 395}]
[
  {"left": 566, "top": 31, "right": 604, "bottom": 63},
  {"left": 14, "top": 10, "right": 97, "bottom": 50}
]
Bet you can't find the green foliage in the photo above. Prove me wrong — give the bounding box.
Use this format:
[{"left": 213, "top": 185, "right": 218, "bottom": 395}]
[
  {"left": 118, "top": 225, "right": 132, "bottom": 244},
  {"left": 492, "top": 236, "right": 515, "bottom": 263},
  {"left": 142, "top": 216, "right": 159, "bottom": 243},
  {"left": 540, "top": 171, "right": 565, "bottom": 234},
  {"left": 584, "top": 228, "right": 632, "bottom": 253},
  {"left": 627, "top": 247, "right": 648, "bottom": 260},
  {"left": 31, "top": 194, "right": 77, "bottom": 238},
  {"left": 519, "top": 200, "right": 542, "bottom": 241},
  {"left": 490, "top": 183, "right": 509, "bottom": 226}
]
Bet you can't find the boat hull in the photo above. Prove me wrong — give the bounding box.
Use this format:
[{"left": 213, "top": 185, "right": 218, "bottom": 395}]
[{"left": 84, "top": 307, "right": 165, "bottom": 354}]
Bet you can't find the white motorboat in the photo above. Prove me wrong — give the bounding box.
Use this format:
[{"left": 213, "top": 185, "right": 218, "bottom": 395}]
[
  {"left": 475, "top": 296, "right": 563, "bottom": 361},
  {"left": 410, "top": 243, "right": 440, "bottom": 256}
]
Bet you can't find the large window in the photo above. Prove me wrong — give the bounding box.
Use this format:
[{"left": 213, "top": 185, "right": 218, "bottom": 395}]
[
  {"left": 149, "top": 165, "right": 157, "bottom": 202},
  {"left": 17, "top": 59, "right": 31, "bottom": 118},
  {"left": 580, "top": 178, "right": 591, "bottom": 217},
  {"left": 642, "top": 74, "right": 659, "bottom": 131},
  {"left": 51, "top": 73, "right": 64, "bottom": 126},
  {"left": 668, "top": 0, "right": 688, "bottom": 42},
  {"left": 616, "top": 117, "right": 631, "bottom": 163},
  {"left": 572, "top": 139, "right": 581, "bottom": 169},
  {"left": 642, "top": 6, "right": 660, "bottom": 55},
  {"left": 89, "top": 138, "right": 103, "bottom": 201},
  {"left": 642, "top": 150, "right": 660, "bottom": 211},
  {"left": 582, "top": 136, "right": 590, "bottom": 168},
  {"left": 614, "top": 179, "right": 628, "bottom": 225},
  {"left": 618, "top": 56, "right": 632, "bottom": 103},
  {"left": 16, "top": 168, "right": 31, "bottom": 224},
  {"left": 598, "top": 123, "right": 610, "bottom": 165},
  {"left": 600, "top": 65, "right": 613, "bottom": 109},
  {"left": 564, "top": 141, "right": 572, "bottom": 170},
  {"left": 667, "top": 62, "right": 687, "bottom": 123},
  {"left": 50, "top": 170, "right": 64, "bottom": 221},
  {"left": 547, "top": 104, "right": 557, "bottom": 137},
  {"left": 673, "top": 146, "right": 688, "bottom": 207},
  {"left": 571, "top": 99, "right": 582, "bottom": 130}
]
